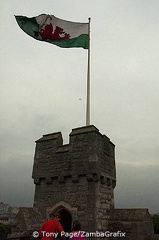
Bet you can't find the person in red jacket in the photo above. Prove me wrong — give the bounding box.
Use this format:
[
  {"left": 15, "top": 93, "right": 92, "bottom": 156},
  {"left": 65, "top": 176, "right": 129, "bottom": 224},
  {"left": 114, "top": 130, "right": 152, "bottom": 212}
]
[{"left": 39, "top": 212, "right": 66, "bottom": 240}]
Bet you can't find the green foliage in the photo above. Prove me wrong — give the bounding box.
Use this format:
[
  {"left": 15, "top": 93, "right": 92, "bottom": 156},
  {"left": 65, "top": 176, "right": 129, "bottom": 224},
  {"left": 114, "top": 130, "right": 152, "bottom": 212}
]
[
  {"left": 0, "top": 224, "right": 11, "bottom": 240},
  {"left": 152, "top": 215, "right": 159, "bottom": 234}
]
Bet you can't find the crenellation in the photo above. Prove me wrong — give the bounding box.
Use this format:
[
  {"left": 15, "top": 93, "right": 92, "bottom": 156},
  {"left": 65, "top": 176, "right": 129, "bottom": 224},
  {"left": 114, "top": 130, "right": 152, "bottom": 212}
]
[
  {"left": 56, "top": 144, "right": 69, "bottom": 153},
  {"left": 17, "top": 125, "right": 153, "bottom": 240}
]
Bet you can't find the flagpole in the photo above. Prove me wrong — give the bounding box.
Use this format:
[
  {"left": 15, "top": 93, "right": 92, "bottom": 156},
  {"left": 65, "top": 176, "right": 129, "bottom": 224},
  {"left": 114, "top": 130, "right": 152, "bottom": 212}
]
[{"left": 86, "top": 17, "right": 91, "bottom": 126}]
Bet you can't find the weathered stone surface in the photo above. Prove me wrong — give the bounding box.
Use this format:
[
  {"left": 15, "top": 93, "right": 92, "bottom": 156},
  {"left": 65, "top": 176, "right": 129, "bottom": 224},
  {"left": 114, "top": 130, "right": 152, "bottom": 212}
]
[
  {"left": 107, "top": 209, "right": 154, "bottom": 240},
  {"left": 8, "top": 207, "right": 44, "bottom": 238},
  {"left": 32, "top": 125, "right": 116, "bottom": 233},
  {"left": 10, "top": 125, "right": 156, "bottom": 240}
]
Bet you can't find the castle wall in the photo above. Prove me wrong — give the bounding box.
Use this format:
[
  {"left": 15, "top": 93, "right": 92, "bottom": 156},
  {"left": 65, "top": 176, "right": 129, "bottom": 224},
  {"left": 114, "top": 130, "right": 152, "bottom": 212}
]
[
  {"left": 32, "top": 125, "right": 116, "bottom": 232},
  {"left": 10, "top": 125, "right": 156, "bottom": 240}
]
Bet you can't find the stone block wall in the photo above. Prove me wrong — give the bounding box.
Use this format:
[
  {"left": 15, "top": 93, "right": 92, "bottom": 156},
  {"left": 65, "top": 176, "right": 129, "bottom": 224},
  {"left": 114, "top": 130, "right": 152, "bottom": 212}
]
[
  {"left": 32, "top": 125, "right": 116, "bottom": 232},
  {"left": 107, "top": 209, "right": 155, "bottom": 240}
]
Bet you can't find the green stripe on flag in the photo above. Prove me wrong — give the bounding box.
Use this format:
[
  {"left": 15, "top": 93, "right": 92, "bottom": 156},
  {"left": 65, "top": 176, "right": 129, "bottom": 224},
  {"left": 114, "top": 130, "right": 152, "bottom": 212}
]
[
  {"left": 15, "top": 15, "right": 88, "bottom": 49},
  {"left": 46, "top": 34, "right": 88, "bottom": 49}
]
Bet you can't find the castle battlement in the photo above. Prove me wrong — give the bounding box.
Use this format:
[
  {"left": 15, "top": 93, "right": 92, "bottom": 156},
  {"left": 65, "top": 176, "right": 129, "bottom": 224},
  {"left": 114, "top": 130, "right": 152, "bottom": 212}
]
[
  {"left": 32, "top": 125, "right": 116, "bottom": 186},
  {"left": 32, "top": 125, "right": 116, "bottom": 231},
  {"left": 10, "top": 125, "right": 155, "bottom": 240}
]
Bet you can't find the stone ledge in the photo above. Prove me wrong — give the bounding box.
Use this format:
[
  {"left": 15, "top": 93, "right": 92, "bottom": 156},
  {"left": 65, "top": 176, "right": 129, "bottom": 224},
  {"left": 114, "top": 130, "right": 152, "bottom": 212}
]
[
  {"left": 36, "top": 132, "right": 62, "bottom": 142},
  {"left": 70, "top": 125, "right": 99, "bottom": 136}
]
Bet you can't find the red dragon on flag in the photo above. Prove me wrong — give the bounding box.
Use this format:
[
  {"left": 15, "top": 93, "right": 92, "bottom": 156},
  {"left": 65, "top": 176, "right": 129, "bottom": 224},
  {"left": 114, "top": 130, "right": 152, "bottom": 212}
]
[
  {"left": 15, "top": 14, "right": 89, "bottom": 49},
  {"left": 36, "top": 23, "right": 70, "bottom": 41}
]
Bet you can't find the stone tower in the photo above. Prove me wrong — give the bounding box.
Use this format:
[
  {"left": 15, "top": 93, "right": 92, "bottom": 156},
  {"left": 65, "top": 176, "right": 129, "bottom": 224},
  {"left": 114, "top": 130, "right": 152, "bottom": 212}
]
[{"left": 32, "top": 125, "right": 116, "bottom": 232}]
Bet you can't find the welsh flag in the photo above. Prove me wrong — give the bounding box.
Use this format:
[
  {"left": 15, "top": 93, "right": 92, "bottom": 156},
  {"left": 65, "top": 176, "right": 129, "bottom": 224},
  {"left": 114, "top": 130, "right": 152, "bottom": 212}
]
[{"left": 15, "top": 14, "right": 89, "bottom": 49}]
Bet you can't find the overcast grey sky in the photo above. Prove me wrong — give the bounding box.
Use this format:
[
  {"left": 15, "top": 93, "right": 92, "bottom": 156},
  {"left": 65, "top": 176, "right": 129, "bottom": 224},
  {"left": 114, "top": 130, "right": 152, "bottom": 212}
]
[{"left": 0, "top": 0, "right": 159, "bottom": 214}]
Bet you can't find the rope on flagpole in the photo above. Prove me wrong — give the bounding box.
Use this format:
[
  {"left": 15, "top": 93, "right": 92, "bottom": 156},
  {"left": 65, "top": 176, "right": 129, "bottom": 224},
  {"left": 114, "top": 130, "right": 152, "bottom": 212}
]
[{"left": 86, "top": 17, "right": 91, "bottom": 126}]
